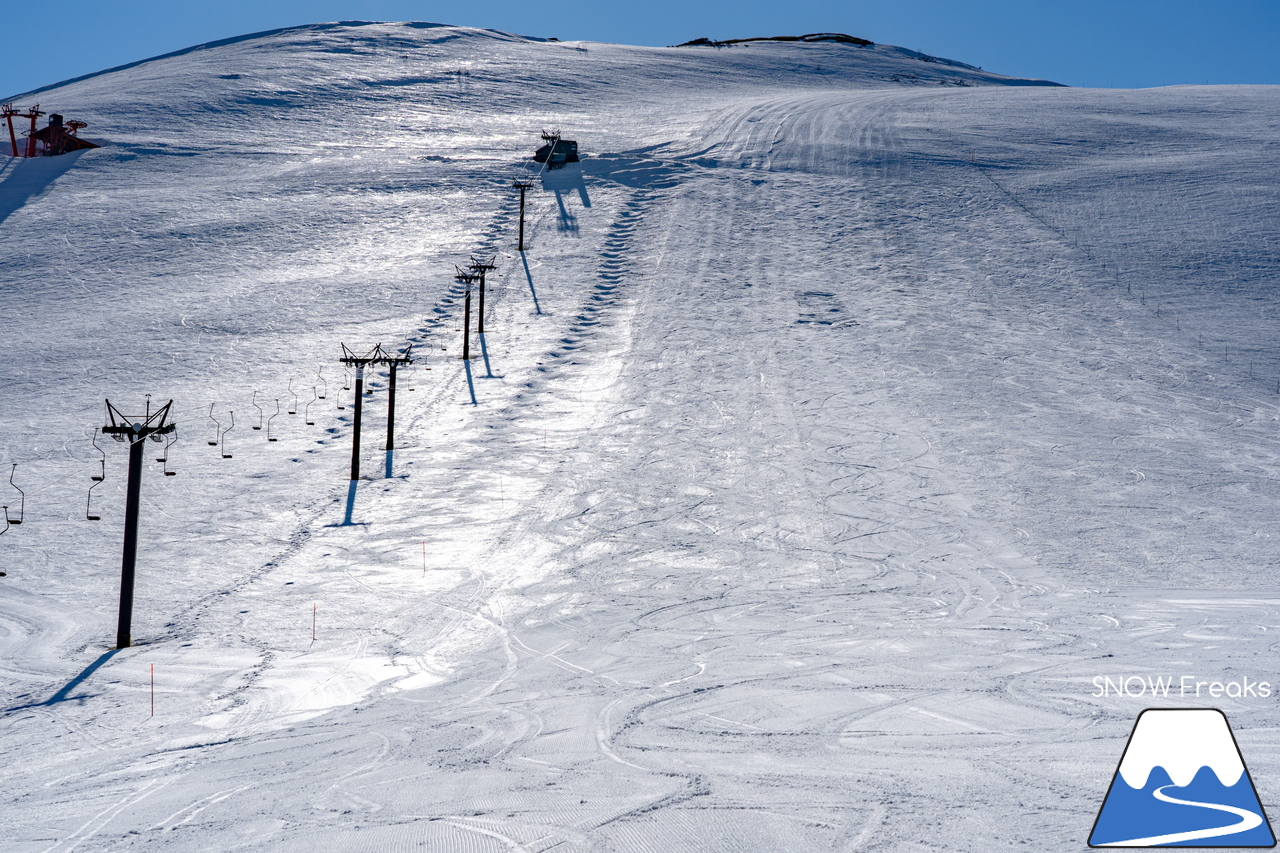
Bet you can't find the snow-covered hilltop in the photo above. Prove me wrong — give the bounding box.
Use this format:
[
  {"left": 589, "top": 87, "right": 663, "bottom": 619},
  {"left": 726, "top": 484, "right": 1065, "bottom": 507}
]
[{"left": 2, "top": 21, "right": 1279, "bottom": 852}]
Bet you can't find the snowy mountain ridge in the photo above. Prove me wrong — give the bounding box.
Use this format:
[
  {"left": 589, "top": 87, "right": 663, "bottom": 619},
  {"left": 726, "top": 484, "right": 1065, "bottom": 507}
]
[{"left": 7, "top": 19, "right": 1059, "bottom": 105}]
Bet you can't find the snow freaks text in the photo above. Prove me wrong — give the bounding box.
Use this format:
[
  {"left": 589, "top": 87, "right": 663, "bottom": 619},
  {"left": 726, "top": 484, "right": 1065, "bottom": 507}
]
[{"left": 1092, "top": 676, "right": 1272, "bottom": 699}]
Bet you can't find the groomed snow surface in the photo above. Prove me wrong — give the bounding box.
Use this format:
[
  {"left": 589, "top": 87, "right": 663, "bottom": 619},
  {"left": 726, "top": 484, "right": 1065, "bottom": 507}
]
[{"left": 2, "top": 21, "right": 1279, "bottom": 851}]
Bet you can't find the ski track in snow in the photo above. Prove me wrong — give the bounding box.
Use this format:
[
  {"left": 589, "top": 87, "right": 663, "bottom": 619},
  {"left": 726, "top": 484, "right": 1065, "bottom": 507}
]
[{"left": 2, "top": 21, "right": 1280, "bottom": 852}]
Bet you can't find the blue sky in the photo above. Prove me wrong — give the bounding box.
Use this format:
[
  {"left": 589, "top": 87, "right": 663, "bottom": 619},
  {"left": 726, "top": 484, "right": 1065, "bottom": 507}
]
[{"left": 4, "top": 0, "right": 1279, "bottom": 98}]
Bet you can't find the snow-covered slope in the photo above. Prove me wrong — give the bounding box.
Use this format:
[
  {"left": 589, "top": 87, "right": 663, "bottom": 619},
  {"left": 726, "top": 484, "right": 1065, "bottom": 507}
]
[{"left": 2, "top": 21, "right": 1279, "bottom": 852}]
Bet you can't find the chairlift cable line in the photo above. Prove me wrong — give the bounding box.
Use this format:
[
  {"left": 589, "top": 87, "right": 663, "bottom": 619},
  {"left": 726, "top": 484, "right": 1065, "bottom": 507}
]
[
  {"left": 0, "top": 248, "right": 472, "bottom": 475},
  {"left": 2, "top": 273, "right": 468, "bottom": 494},
  {"left": 0, "top": 327, "right": 528, "bottom": 510},
  {"left": 15, "top": 456, "right": 113, "bottom": 498},
  {"left": 12, "top": 417, "right": 189, "bottom": 499},
  {"left": 120, "top": 369, "right": 336, "bottom": 429},
  {"left": 8, "top": 291, "right": 500, "bottom": 497},
  {"left": 0, "top": 362, "right": 360, "bottom": 497}
]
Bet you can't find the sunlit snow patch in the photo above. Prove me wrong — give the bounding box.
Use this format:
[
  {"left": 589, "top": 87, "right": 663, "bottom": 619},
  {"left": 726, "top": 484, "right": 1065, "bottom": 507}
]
[
  {"left": 1089, "top": 709, "right": 1275, "bottom": 847},
  {"left": 199, "top": 652, "right": 444, "bottom": 732}
]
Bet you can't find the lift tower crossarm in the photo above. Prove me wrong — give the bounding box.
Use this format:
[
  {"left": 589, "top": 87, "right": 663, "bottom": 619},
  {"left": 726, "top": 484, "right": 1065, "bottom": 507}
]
[{"left": 339, "top": 344, "right": 413, "bottom": 478}]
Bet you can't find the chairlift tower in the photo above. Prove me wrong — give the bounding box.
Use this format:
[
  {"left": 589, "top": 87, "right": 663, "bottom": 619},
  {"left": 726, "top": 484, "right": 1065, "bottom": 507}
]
[
  {"left": 22, "top": 105, "right": 43, "bottom": 159},
  {"left": 1, "top": 104, "right": 19, "bottom": 159},
  {"left": 2, "top": 103, "right": 43, "bottom": 158},
  {"left": 469, "top": 256, "right": 497, "bottom": 335},
  {"left": 454, "top": 268, "right": 480, "bottom": 361},
  {"left": 378, "top": 345, "right": 413, "bottom": 454},
  {"left": 339, "top": 343, "right": 414, "bottom": 480},
  {"left": 513, "top": 179, "right": 535, "bottom": 251},
  {"left": 101, "top": 399, "right": 175, "bottom": 649}
]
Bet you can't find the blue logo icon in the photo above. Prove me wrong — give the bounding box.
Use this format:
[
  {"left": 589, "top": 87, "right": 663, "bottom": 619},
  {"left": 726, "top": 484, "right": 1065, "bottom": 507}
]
[{"left": 1090, "top": 708, "right": 1275, "bottom": 847}]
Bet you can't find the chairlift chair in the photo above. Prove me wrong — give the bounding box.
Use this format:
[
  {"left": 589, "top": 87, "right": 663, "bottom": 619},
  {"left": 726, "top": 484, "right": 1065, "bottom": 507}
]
[
  {"left": 407, "top": 359, "right": 429, "bottom": 392},
  {"left": 267, "top": 399, "right": 280, "bottom": 442},
  {"left": 287, "top": 379, "right": 298, "bottom": 414},
  {"left": 305, "top": 388, "right": 317, "bottom": 425},
  {"left": 91, "top": 428, "right": 105, "bottom": 481},
  {"left": 158, "top": 428, "right": 177, "bottom": 475},
  {"left": 207, "top": 404, "right": 221, "bottom": 446},
  {"left": 221, "top": 411, "right": 234, "bottom": 459},
  {"left": 316, "top": 367, "right": 327, "bottom": 400},
  {"left": 8, "top": 464, "right": 23, "bottom": 525},
  {"left": 86, "top": 470, "right": 102, "bottom": 521},
  {"left": 252, "top": 390, "right": 263, "bottom": 430}
]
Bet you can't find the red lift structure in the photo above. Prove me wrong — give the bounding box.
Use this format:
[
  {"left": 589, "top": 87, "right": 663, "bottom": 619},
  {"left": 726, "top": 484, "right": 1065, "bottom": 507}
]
[{"left": 2, "top": 103, "right": 98, "bottom": 158}]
